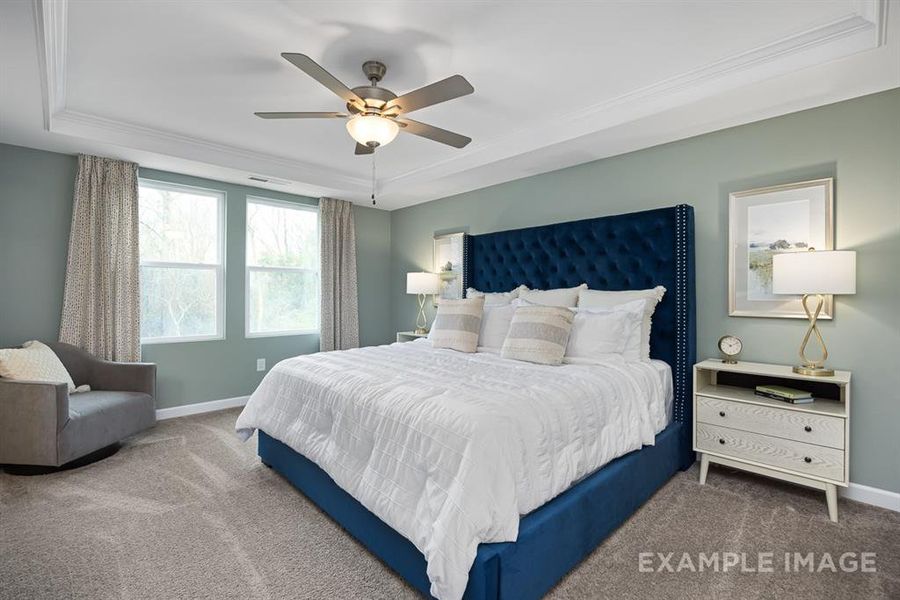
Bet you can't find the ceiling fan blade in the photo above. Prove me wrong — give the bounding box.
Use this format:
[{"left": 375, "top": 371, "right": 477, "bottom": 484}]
[
  {"left": 395, "top": 118, "right": 471, "bottom": 148},
  {"left": 385, "top": 75, "right": 474, "bottom": 114},
  {"left": 355, "top": 143, "right": 375, "bottom": 155},
  {"left": 281, "top": 53, "right": 364, "bottom": 107},
  {"left": 254, "top": 111, "right": 349, "bottom": 119}
]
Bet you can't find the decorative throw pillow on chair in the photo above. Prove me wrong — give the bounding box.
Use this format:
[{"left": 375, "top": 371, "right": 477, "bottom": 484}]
[{"left": 0, "top": 341, "right": 77, "bottom": 392}]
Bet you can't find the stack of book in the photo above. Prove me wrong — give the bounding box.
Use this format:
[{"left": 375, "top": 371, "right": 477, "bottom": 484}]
[{"left": 754, "top": 384, "right": 814, "bottom": 404}]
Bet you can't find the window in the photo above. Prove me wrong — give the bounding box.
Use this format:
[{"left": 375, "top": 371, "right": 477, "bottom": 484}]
[
  {"left": 138, "top": 180, "right": 225, "bottom": 343},
  {"left": 246, "top": 198, "right": 319, "bottom": 337}
]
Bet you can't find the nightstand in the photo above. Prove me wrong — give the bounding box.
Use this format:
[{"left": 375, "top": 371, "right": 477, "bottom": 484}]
[
  {"left": 693, "top": 359, "right": 850, "bottom": 522},
  {"left": 396, "top": 331, "right": 428, "bottom": 343}
]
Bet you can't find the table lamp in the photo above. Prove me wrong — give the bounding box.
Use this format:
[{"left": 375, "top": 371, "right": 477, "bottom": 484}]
[
  {"left": 773, "top": 249, "right": 856, "bottom": 376},
  {"left": 406, "top": 272, "right": 441, "bottom": 334}
]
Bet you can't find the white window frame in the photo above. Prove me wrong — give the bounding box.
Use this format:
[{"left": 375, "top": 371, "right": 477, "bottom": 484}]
[
  {"left": 138, "top": 179, "right": 227, "bottom": 345},
  {"left": 245, "top": 196, "right": 320, "bottom": 338}
]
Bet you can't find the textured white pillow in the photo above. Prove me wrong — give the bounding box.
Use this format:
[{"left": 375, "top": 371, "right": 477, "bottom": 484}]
[
  {"left": 565, "top": 300, "right": 645, "bottom": 363},
  {"left": 0, "top": 341, "right": 76, "bottom": 392},
  {"left": 430, "top": 297, "right": 485, "bottom": 353},
  {"left": 577, "top": 286, "right": 666, "bottom": 361},
  {"left": 501, "top": 305, "right": 575, "bottom": 365},
  {"left": 477, "top": 303, "right": 517, "bottom": 351},
  {"left": 519, "top": 283, "right": 587, "bottom": 307},
  {"left": 466, "top": 285, "right": 528, "bottom": 306}
]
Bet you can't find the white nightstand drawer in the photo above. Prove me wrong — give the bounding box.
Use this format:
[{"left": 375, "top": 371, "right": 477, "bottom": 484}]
[
  {"left": 696, "top": 395, "right": 845, "bottom": 449},
  {"left": 696, "top": 422, "right": 844, "bottom": 482}
]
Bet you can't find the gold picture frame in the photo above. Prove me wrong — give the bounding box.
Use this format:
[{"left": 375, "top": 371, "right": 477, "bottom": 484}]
[{"left": 728, "top": 178, "right": 834, "bottom": 319}]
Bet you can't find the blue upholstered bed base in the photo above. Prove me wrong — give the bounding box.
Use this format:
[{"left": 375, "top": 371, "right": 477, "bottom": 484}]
[
  {"left": 256, "top": 205, "right": 695, "bottom": 599},
  {"left": 259, "top": 423, "right": 686, "bottom": 600}
]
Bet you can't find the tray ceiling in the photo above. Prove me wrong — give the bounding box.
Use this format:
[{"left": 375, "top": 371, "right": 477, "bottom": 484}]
[{"left": 1, "top": 0, "right": 897, "bottom": 209}]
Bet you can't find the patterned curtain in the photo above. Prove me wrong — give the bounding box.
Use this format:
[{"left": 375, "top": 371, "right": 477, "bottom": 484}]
[
  {"left": 59, "top": 155, "right": 141, "bottom": 361},
  {"left": 319, "top": 198, "right": 360, "bottom": 351}
]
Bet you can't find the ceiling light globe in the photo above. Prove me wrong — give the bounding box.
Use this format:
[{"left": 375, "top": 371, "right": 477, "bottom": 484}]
[{"left": 346, "top": 115, "right": 399, "bottom": 148}]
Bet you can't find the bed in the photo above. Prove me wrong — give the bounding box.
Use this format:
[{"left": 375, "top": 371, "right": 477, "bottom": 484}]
[{"left": 237, "top": 204, "right": 696, "bottom": 600}]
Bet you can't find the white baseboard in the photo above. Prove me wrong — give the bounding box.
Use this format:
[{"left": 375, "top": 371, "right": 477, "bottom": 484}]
[
  {"left": 155, "top": 395, "right": 249, "bottom": 421},
  {"left": 841, "top": 482, "right": 900, "bottom": 512}
]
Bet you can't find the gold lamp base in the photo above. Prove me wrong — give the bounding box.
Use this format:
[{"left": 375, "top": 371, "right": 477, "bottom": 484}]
[
  {"left": 414, "top": 293, "right": 429, "bottom": 336},
  {"left": 793, "top": 365, "right": 835, "bottom": 377},
  {"left": 793, "top": 293, "right": 835, "bottom": 378}
]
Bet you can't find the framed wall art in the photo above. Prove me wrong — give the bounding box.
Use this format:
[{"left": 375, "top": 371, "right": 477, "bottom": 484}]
[
  {"left": 728, "top": 178, "right": 834, "bottom": 319},
  {"left": 433, "top": 232, "right": 465, "bottom": 302}
]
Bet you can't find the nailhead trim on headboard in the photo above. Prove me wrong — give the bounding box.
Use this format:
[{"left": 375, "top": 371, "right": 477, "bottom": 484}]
[
  {"left": 462, "top": 234, "right": 471, "bottom": 294},
  {"left": 675, "top": 204, "right": 687, "bottom": 424}
]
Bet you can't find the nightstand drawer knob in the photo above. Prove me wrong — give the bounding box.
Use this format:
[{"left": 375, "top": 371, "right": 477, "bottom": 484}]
[
  {"left": 804, "top": 456, "right": 812, "bottom": 463},
  {"left": 804, "top": 425, "right": 812, "bottom": 432},
  {"left": 718, "top": 438, "right": 726, "bottom": 445},
  {"left": 719, "top": 411, "right": 726, "bottom": 417}
]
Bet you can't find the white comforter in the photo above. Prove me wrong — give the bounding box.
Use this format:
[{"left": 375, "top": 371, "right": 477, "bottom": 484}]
[{"left": 235, "top": 339, "right": 669, "bottom": 600}]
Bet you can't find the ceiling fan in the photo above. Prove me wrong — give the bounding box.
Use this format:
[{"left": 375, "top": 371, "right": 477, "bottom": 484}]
[{"left": 255, "top": 54, "right": 474, "bottom": 155}]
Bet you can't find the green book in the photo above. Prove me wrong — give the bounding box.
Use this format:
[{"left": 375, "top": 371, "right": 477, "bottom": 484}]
[{"left": 755, "top": 384, "right": 813, "bottom": 400}]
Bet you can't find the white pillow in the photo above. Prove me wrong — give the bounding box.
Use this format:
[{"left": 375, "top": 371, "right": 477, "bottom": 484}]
[
  {"left": 466, "top": 285, "right": 528, "bottom": 306},
  {"left": 565, "top": 300, "right": 645, "bottom": 363},
  {"left": 519, "top": 283, "right": 587, "bottom": 307},
  {"left": 577, "top": 286, "right": 666, "bottom": 361},
  {"left": 477, "top": 303, "right": 517, "bottom": 351},
  {"left": 0, "top": 341, "right": 77, "bottom": 392},
  {"left": 430, "top": 297, "right": 485, "bottom": 353}
]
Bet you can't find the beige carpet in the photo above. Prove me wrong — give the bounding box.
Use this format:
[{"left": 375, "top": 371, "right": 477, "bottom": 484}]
[{"left": 1, "top": 408, "right": 897, "bottom": 600}]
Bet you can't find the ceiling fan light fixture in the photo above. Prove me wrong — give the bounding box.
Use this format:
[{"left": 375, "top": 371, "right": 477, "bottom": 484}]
[{"left": 346, "top": 115, "right": 399, "bottom": 148}]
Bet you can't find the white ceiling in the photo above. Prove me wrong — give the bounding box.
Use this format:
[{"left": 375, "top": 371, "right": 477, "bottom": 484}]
[{"left": 1, "top": 1, "right": 897, "bottom": 210}]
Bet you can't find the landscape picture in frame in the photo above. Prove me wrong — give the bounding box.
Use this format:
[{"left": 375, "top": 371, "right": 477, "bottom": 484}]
[
  {"left": 433, "top": 232, "right": 465, "bottom": 301},
  {"left": 729, "top": 178, "right": 834, "bottom": 319}
]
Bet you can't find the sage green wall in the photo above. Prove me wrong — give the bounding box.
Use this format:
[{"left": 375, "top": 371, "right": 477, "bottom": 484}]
[
  {"left": 390, "top": 88, "right": 900, "bottom": 493},
  {"left": 0, "top": 144, "right": 394, "bottom": 410}
]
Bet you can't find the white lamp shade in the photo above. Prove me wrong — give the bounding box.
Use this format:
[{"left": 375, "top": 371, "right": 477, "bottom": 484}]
[
  {"left": 406, "top": 272, "right": 441, "bottom": 295},
  {"left": 346, "top": 115, "right": 399, "bottom": 147},
  {"left": 772, "top": 250, "right": 856, "bottom": 295}
]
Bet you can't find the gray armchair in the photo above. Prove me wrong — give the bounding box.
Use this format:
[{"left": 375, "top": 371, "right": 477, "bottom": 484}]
[{"left": 0, "top": 342, "right": 156, "bottom": 468}]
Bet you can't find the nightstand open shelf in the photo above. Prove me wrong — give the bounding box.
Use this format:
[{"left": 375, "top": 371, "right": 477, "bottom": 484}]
[{"left": 693, "top": 359, "right": 850, "bottom": 522}]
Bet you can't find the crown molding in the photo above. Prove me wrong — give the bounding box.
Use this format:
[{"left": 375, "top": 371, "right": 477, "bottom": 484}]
[{"left": 33, "top": 0, "right": 889, "bottom": 208}]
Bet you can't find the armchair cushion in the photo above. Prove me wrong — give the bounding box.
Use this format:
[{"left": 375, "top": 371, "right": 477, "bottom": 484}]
[
  {"left": 0, "top": 341, "right": 76, "bottom": 392},
  {"left": 60, "top": 391, "right": 155, "bottom": 465}
]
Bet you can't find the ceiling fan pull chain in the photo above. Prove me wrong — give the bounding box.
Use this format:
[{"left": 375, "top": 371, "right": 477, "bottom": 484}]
[{"left": 371, "top": 154, "right": 377, "bottom": 206}]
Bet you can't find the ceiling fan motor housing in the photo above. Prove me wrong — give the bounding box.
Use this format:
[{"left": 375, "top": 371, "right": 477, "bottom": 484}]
[{"left": 347, "top": 86, "right": 397, "bottom": 114}]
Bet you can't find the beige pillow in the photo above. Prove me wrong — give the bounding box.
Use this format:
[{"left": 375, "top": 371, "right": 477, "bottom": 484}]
[
  {"left": 0, "top": 341, "right": 76, "bottom": 392},
  {"left": 518, "top": 283, "right": 587, "bottom": 307},
  {"left": 577, "top": 286, "right": 666, "bottom": 361},
  {"left": 430, "top": 297, "right": 485, "bottom": 353},
  {"left": 501, "top": 305, "right": 575, "bottom": 365}
]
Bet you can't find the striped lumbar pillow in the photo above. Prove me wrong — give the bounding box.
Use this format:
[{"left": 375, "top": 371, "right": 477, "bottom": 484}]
[
  {"left": 430, "top": 297, "right": 485, "bottom": 353},
  {"left": 501, "top": 305, "right": 575, "bottom": 365}
]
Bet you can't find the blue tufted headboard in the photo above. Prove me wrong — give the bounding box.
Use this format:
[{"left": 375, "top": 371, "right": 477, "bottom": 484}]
[{"left": 464, "top": 205, "right": 696, "bottom": 456}]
